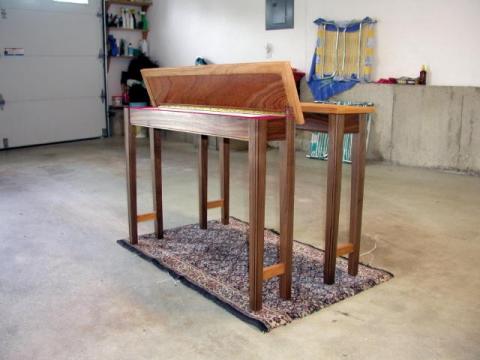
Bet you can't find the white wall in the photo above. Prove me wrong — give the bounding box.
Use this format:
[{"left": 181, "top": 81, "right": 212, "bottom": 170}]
[{"left": 147, "top": 0, "right": 480, "bottom": 86}]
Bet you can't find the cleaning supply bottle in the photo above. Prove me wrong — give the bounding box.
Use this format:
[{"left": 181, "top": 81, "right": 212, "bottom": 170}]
[
  {"left": 126, "top": 9, "right": 131, "bottom": 29},
  {"left": 130, "top": 9, "right": 135, "bottom": 29},
  {"left": 419, "top": 65, "right": 427, "bottom": 85},
  {"left": 132, "top": 11, "right": 137, "bottom": 29},
  {"left": 127, "top": 9, "right": 132, "bottom": 29},
  {"left": 141, "top": 11, "right": 148, "bottom": 31},
  {"left": 139, "top": 39, "right": 148, "bottom": 56},
  {"left": 121, "top": 8, "right": 126, "bottom": 29},
  {"left": 119, "top": 39, "right": 126, "bottom": 56},
  {"left": 127, "top": 42, "right": 133, "bottom": 57}
]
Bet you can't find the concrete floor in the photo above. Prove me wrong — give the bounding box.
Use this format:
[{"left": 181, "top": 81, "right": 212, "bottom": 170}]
[{"left": 1, "top": 138, "right": 479, "bottom": 360}]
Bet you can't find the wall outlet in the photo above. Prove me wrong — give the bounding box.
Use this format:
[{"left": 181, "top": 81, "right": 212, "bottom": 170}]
[
  {"left": 3, "top": 138, "right": 9, "bottom": 149},
  {"left": 266, "top": 43, "right": 273, "bottom": 59}
]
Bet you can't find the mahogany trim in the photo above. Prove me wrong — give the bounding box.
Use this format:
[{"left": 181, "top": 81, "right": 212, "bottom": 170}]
[
  {"left": 263, "top": 263, "right": 286, "bottom": 280},
  {"left": 137, "top": 212, "right": 156, "bottom": 222},
  {"left": 336, "top": 243, "right": 354, "bottom": 257},
  {"left": 207, "top": 199, "right": 224, "bottom": 209}
]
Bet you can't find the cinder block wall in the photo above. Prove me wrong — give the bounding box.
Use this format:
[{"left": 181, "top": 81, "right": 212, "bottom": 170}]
[{"left": 300, "top": 82, "right": 480, "bottom": 174}]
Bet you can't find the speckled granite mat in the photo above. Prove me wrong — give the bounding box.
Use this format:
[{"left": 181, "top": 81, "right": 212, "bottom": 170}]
[{"left": 117, "top": 218, "right": 393, "bottom": 331}]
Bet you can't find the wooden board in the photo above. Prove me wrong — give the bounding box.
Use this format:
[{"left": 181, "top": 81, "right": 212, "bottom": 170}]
[
  {"left": 129, "top": 108, "right": 287, "bottom": 141},
  {"left": 297, "top": 113, "right": 360, "bottom": 134},
  {"left": 141, "top": 62, "right": 304, "bottom": 125},
  {"left": 301, "top": 102, "right": 375, "bottom": 115}
]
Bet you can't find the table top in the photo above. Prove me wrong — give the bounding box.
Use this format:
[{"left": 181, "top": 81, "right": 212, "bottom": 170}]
[{"left": 301, "top": 102, "right": 375, "bottom": 115}]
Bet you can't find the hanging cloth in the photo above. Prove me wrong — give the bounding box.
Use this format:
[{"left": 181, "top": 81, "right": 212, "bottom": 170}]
[{"left": 308, "top": 17, "right": 376, "bottom": 100}]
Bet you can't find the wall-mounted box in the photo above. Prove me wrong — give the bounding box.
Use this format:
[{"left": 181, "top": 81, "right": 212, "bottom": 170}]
[
  {"left": 266, "top": 0, "right": 294, "bottom": 30},
  {"left": 4, "top": 48, "right": 24, "bottom": 56}
]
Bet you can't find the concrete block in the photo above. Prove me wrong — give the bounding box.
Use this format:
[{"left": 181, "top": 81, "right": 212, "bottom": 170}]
[
  {"left": 391, "top": 86, "right": 463, "bottom": 169},
  {"left": 459, "top": 87, "right": 480, "bottom": 173},
  {"left": 299, "top": 80, "right": 315, "bottom": 102},
  {"left": 334, "top": 84, "right": 395, "bottom": 161}
]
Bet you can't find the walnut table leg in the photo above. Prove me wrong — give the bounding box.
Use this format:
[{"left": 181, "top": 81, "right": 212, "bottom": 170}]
[
  {"left": 348, "top": 114, "right": 367, "bottom": 276},
  {"left": 220, "top": 138, "right": 230, "bottom": 225},
  {"left": 324, "top": 114, "right": 345, "bottom": 284},
  {"left": 125, "top": 107, "right": 138, "bottom": 245},
  {"left": 198, "top": 135, "right": 208, "bottom": 229},
  {"left": 150, "top": 128, "right": 163, "bottom": 239},
  {"left": 279, "top": 111, "right": 295, "bottom": 299},
  {"left": 248, "top": 121, "right": 267, "bottom": 311}
]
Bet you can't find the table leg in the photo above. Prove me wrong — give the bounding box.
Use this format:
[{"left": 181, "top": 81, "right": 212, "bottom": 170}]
[
  {"left": 279, "top": 111, "right": 295, "bottom": 299},
  {"left": 324, "top": 114, "right": 345, "bottom": 284},
  {"left": 199, "top": 135, "right": 208, "bottom": 229},
  {"left": 125, "top": 107, "right": 138, "bottom": 245},
  {"left": 349, "top": 115, "right": 367, "bottom": 276},
  {"left": 150, "top": 128, "right": 163, "bottom": 239},
  {"left": 248, "top": 120, "right": 267, "bottom": 311},
  {"left": 220, "top": 138, "right": 230, "bottom": 225}
]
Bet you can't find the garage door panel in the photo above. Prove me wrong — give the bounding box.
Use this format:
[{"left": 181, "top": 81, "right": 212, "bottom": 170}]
[
  {"left": 0, "top": 0, "right": 106, "bottom": 148},
  {"left": 0, "top": 57, "right": 104, "bottom": 102},
  {"left": 0, "top": 9, "right": 103, "bottom": 55},
  {"left": 1, "top": 98, "right": 104, "bottom": 147},
  {"left": 0, "top": 0, "right": 99, "bottom": 14}
]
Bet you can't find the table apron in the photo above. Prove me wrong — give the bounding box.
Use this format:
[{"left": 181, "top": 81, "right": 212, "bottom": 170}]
[
  {"left": 129, "top": 109, "right": 287, "bottom": 141},
  {"left": 297, "top": 113, "right": 361, "bottom": 133}
]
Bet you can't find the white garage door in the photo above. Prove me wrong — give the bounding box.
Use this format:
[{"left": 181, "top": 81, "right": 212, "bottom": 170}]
[{"left": 0, "top": 0, "right": 106, "bottom": 148}]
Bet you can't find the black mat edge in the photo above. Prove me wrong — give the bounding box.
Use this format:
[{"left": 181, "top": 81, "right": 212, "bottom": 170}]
[
  {"left": 117, "top": 239, "right": 269, "bottom": 332},
  {"left": 117, "top": 217, "right": 394, "bottom": 332}
]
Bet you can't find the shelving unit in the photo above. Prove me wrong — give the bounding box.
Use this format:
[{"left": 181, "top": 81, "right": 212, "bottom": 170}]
[
  {"left": 103, "top": 0, "right": 152, "bottom": 136},
  {"left": 104, "top": 0, "right": 152, "bottom": 67}
]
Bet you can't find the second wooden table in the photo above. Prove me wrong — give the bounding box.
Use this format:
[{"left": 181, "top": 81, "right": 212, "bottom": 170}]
[{"left": 298, "top": 102, "right": 375, "bottom": 284}]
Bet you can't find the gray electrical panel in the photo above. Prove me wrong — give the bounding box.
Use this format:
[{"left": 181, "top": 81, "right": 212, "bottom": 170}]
[{"left": 266, "top": 0, "right": 294, "bottom": 30}]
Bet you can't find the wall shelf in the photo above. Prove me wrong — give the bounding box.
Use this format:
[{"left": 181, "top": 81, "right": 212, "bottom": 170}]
[
  {"left": 105, "top": 0, "right": 152, "bottom": 10},
  {"left": 107, "top": 27, "right": 148, "bottom": 32},
  {"left": 109, "top": 55, "right": 135, "bottom": 59}
]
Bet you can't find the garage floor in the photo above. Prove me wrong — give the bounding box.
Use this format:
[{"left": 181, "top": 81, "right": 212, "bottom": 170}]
[{"left": 1, "top": 138, "right": 479, "bottom": 360}]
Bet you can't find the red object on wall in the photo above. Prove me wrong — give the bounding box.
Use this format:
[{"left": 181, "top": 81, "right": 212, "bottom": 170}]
[{"left": 376, "top": 78, "right": 398, "bottom": 84}]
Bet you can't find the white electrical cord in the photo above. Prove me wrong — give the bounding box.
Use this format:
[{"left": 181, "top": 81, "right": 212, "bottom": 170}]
[
  {"left": 157, "top": 278, "right": 180, "bottom": 286},
  {"left": 359, "top": 235, "right": 378, "bottom": 266}
]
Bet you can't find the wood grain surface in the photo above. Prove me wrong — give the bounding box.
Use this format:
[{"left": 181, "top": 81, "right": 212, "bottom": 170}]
[{"left": 141, "top": 62, "right": 304, "bottom": 125}]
